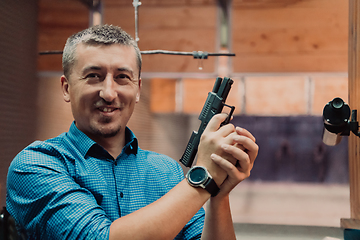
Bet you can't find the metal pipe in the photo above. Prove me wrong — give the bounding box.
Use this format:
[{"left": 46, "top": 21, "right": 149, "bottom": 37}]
[{"left": 132, "top": 0, "right": 141, "bottom": 42}]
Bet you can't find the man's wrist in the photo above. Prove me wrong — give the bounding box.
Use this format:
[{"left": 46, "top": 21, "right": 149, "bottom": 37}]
[{"left": 186, "top": 166, "right": 220, "bottom": 197}]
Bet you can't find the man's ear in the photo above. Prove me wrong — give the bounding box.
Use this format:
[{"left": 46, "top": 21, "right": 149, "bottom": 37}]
[
  {"left": 136, "top": 78, "right": 142, "bottom": 103},
  {"left": 61, "top": 75, "right": 71, "bottom": 102}
]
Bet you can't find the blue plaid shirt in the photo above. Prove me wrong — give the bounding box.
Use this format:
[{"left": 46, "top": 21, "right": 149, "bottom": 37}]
[{"left": 6, "top": 122, "right": 205, "bottom": 239}]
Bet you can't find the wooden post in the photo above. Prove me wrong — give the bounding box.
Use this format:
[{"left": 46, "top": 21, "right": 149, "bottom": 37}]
[{"left": 341, "top": 0, "right": 360, "bottom": 231}]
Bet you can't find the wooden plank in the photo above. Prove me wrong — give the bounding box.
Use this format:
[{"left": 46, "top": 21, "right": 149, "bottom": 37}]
[
  {"left": 347, "top": 0, "right": 360, "bottom": 222},
  {"left": 37, "top": 0, "right": 89, "bottom": 71},
  {"left": 233, "top": 0, "right": 341, "bottom": 8},
  {"left": 232, "top": 0, "right": 348, "bottom": 72},
  {"left": 38, "top": 0, "right": 89, "bottom": 30}
]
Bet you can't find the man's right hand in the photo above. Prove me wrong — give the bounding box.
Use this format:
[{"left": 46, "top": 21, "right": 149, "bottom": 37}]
[{"left": 195, "top": 113, "right": 236, "bottom": 186}]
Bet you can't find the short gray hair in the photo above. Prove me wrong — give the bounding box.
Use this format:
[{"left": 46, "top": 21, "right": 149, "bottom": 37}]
[{"left": 62, "top": 24, "right": 142, "bottom": 79}]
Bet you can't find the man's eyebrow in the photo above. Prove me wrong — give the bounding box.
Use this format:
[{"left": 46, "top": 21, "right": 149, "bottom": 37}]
[
  {"left": 117, "top": 67, "right": 133, "bottom": 73},
  {"left": 83, "top": 66, "right": 102, "bottom": 72}
]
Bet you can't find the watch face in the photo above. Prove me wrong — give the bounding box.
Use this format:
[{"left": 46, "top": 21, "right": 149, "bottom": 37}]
[{"left": 190, "top": 167, "right": 207, "bottom": 184}]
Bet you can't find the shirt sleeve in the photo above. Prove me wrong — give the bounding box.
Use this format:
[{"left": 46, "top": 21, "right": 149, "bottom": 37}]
[{"left": 6, "top": 142, "right": 112, "bottom": 240}]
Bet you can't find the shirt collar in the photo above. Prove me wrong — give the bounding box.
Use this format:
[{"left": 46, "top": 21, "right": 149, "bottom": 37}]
[
  {"left": 67, "top": 121, "right": 138, "bottom": 158},
  {"left": 123, "top": 126, "right": 139, "bottom": 155},
  {"left": 67, "top": 122, "right": 96, "bottom": 157}
]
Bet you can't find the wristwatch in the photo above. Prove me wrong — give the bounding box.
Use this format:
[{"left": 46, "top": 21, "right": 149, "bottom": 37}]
[{"left": 186, "top": 166, "right": 220, "bottom": 197}]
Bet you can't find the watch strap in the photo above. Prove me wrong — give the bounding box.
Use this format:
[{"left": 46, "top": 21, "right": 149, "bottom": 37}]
[{"left": 204, "top": 178, "right": 220, "bottom": 197}]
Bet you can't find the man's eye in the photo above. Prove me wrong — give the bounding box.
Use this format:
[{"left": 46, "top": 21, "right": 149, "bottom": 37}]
[
  {"left": 114, "top": 74, "right": 131, "bottom": 84},
  {"left": 115, "top": 74, "right": 130, "bottom": 80},
  {"left": 86, "top": 73, "right": 101, "bottom": 79}
]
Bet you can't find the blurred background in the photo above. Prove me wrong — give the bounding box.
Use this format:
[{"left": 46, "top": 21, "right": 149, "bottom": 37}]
[{"left": 0, "top": 0, "right": 351, "bottom": 232}]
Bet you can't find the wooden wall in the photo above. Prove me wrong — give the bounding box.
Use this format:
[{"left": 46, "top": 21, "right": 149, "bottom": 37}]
[
  {"left": 232, "top": 0, "right": 348, "bottom": 73},
  {"left": 37, "top": 0, "right": 89, "bottom": 72},
  {"left": 38, "top": 0, "right": 349, "bottom": 73}
]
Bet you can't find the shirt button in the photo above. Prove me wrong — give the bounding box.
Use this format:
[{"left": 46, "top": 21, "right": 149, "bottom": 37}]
[{"left": 120, "top": 192, "right": 124, "bottom": 198}]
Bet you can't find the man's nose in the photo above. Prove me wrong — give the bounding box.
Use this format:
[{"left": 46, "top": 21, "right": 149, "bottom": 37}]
[{"left": 99, "top": 75, "right": 117, "bottom": 102}]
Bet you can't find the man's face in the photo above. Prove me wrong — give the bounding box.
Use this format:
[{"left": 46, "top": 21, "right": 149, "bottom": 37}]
[{"left": 61, "top": 43, "right": 141, "bottom": 141}]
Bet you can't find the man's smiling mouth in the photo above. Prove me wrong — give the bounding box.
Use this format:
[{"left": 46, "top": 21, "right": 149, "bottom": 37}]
[
  {"left": 95, "top": 99, "right": 124, "bottom": 113},
  {"left": 98, "top": 107, "right": 117, "bottom": 113}
]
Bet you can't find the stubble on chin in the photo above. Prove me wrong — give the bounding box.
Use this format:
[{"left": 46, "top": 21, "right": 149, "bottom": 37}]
[{"left": 90, "top": 116, "right": 121, "bottom": 138}]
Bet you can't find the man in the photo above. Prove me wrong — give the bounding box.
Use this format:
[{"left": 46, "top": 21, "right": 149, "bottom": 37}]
[{"left": 7, "top": 25, "right": 258, "bottom": 239}]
